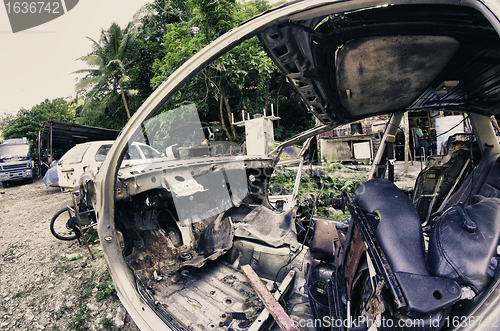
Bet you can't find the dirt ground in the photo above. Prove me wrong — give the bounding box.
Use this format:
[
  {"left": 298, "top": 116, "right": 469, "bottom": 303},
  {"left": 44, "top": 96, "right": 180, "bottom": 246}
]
[
  {"left": 0, "top": 162, "right": 419, "bottom": 331},
  {"left": 0, "top": 179, "right": 139, "bottom": 331}
]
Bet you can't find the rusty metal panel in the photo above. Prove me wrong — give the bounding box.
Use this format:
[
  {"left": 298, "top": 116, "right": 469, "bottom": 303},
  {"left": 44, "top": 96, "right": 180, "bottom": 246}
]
[{"left": 343, "top": 226, "right": 366, "bottom": 299}]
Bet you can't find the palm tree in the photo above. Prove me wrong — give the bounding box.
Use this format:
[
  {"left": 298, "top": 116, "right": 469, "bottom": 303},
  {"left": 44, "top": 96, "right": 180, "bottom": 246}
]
[{"left": 75, "top": 22, "right": 136, "bottom": 119}]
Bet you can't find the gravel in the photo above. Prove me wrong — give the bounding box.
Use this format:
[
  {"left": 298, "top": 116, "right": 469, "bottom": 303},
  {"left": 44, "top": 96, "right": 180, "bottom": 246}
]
[
  {"left": 0, "top": 162, "right": 420, "bottom": 330},
  {"left": 0, "top": 179, "right": 139, "bottom": 331}
]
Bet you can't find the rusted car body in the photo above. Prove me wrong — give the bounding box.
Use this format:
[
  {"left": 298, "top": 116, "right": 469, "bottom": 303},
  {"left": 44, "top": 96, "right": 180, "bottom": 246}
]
[{"left": 87, "top": 1, "right": 500, "bottom": 330}]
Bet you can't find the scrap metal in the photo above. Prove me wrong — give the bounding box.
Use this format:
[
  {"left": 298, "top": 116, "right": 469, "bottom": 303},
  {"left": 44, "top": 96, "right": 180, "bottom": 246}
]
[{"left": 241, "top": 265, "right": 300, "bottom": 331}]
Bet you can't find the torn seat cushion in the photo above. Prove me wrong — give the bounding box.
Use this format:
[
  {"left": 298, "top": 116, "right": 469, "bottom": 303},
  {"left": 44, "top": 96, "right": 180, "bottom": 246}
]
[
  {"left": 354, "top": 178, "right": 429, "bottom": 276},
  {"left": 428, "top": 196, "right": 500, "bottom": 293}
]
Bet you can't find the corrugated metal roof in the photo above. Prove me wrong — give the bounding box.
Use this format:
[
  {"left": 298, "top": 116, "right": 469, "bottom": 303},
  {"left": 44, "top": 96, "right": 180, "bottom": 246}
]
[{"left": 40, "top": 120, "right": 120, "bottom": 150}]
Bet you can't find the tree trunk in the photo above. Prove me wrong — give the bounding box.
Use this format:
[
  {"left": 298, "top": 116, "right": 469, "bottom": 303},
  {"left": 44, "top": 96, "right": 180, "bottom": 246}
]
[
  {"left": 118, "top": 79, "right": 131, "bottom": 119},
  {"left": 222, "top": 89, "right": 237, "bottom": 140},
  {"left": 219, "top": 94, "right": 232, "bottom": 140}
]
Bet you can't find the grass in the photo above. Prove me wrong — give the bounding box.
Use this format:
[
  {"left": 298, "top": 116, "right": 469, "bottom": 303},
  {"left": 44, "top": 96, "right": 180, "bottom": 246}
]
[
  {"left": 80, "top": 285, "right": 94, "bottom": 299},
  {"left": 270, "top": 163, "right": 366, "bottom": 218},
  {"left": 78, "top": 268, "right": 116, "bottom": 301},
  {"left": 67, "top": 306, "right": 89, "bottom": 331},
  {"left": 12, "top": 290, "right": 26, "bottom": 299},
  {"left": 83, "top": 229, "right": 99, "bottom": 246},
  {"left": 96, "top": 281, "right": 116, "bottom": 302},
  {"left": 100, "top": 317, "right": 120, "bottom": 330},
  {"left": 100, "top": 317, "right": 113, "bottom": 328},
  {"left": 65, "top": 267, "right": 118, "bottom": 330}
]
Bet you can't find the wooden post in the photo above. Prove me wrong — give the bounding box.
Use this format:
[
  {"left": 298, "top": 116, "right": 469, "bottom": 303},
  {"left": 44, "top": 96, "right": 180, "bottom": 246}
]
[{"left": 404, "top": 112, "right": 410, "bottom": 172}]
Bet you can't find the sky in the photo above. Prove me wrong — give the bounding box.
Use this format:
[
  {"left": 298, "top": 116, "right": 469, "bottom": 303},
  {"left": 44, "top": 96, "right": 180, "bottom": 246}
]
[{"left": 0, "top": 0, "right": 152, "bottom": 117}]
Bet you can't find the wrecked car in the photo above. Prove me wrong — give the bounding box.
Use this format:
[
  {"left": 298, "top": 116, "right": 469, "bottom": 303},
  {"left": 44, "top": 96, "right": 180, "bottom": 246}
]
[
  {"left": 86, "top": 0, "right": 500, "bottom": 330},
  {"left": 57, "top": 141, "right": 162, "bottom": 189}
]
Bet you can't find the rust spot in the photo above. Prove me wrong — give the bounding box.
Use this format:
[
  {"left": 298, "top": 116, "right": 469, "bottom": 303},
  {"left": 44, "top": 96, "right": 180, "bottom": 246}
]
[
  {"left": 129, "top": 229, "right": 186, "bottom": 284},
  {"left": 344, "top": 226, "right": 366, "bottom": 299}
]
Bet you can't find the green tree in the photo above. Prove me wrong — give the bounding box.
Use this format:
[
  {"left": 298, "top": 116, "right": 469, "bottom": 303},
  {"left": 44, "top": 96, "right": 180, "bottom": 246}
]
[
  {"left": 75, "top": 22, "right": 136, "bottom": 120},
  {"left": 128, "top": 0, "right": 194, "bottom": 101},
  {"left": 0, "top": 113, "right": 15, "bottom": 142},
  {"left": 152, "top": 0, "right": 281, "bottom": 141},
  {"left": 2, "top": 98, "right": 74, "bottom": 141},
  {"left": 76, "top": 93, "right": 134, "bottom": 130},
  {"left": 192, "top": 0, "right": 236, "bottom": 41},
  {"left": 2, "top": 98, "right": 76, "bottom": 161}
]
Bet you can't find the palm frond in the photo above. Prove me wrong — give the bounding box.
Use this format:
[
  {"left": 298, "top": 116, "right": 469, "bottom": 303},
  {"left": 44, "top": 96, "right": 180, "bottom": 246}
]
[
  {"left": 72, "top": 68, "right": 102, "bottom": 75},
  {"left": 117, "top": 33, "right": 133, "bottom": 60},
  {"left": 75, "top": 21, "right": 136, "bottom": 118},
  {"left": 75, "top": 76, "right": 105, "bottom": 91}
]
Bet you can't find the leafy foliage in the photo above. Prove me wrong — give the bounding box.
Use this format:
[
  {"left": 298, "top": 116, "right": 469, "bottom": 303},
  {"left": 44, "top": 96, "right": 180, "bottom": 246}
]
[
  {"left": 129, "top": 0, "right": 194, "bottom": 101},
  {"left": 1, "top": 0, "right": 315, "bottom": 160},
  {"left": 76, "top": 92, "right": 129, "bottom": 130},
  {"left": 150, "top": 0, "right": 312, "bottom": 141},
  {"left": 75, "top": 22, "right": 137, "bottom": 122},
  {"left": 2, "top": 98, "right": 75, "bottom": 142},
  {"left": 270, "top": 164, "right": 365, "bottom": 218},
  {"left": 192, "top": 0, "right": 237, "bottom": 40},
  {"left": 2, "top": 98, "right": 77, "bottom": 161}
]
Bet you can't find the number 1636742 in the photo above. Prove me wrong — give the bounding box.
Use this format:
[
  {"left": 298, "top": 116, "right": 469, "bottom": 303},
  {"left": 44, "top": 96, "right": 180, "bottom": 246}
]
[{"left": 5, "top": 2, "right": 60, "bottom": 14}]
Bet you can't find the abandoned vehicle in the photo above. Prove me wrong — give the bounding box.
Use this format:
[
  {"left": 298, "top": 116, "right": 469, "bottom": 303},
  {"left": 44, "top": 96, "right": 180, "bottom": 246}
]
[
  {"left": 79, "top": 0, "right": 500, "bottom": 330},
  {"left": 56, "top": 141, "right": 162, "bottom": 189}
]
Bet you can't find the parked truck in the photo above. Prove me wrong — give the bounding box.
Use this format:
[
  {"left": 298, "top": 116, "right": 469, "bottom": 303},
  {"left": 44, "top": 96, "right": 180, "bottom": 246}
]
[{"left": 0, "top": 138, "right": 33, "bottom": 188}]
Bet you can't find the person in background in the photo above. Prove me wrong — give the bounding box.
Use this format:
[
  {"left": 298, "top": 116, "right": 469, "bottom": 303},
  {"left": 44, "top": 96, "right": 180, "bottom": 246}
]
[{"left": 416, "top": 120, "right": 437, "bottom": 156}]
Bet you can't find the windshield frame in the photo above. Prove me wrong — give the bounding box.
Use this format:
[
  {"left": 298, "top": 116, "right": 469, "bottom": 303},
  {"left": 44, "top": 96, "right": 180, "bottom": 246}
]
[{"left": 59, "top": 143, "right": 91, "bottom": 165}]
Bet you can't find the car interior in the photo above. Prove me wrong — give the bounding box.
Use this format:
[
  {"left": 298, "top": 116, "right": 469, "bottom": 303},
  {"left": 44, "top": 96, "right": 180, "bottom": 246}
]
[{"left": 92, "top": 1, "right": 500, "bottom": 330}]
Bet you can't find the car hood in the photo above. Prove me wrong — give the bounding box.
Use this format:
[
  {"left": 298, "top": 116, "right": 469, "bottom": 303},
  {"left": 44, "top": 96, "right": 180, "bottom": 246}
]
[{"left": 257, "top": 0, "right": 500, "bottom": 126}]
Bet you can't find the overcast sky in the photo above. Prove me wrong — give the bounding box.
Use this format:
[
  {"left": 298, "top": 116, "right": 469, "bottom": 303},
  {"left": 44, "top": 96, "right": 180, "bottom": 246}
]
[{"left": 0, "top": 0, "right": 151, "bottom": 117}]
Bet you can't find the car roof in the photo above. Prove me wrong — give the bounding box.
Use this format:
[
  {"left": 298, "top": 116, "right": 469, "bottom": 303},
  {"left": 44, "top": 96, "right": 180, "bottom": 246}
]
[
  {"left": 73, "top": 140, "right": 115, "bottom": 147},
  {"left": 257, "top": 0, "right": 500, "bottom": 125}
]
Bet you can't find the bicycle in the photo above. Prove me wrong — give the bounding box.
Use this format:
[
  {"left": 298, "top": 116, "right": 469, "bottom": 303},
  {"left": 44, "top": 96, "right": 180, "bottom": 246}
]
[{"left": 50, "top": 185, "right": 97, "bottom": 258}]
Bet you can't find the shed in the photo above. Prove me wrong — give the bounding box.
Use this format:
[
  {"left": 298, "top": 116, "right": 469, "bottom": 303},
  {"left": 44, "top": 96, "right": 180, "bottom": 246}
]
[{"left": 40, "top": 120, "right": 120, "bottom": 164}]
